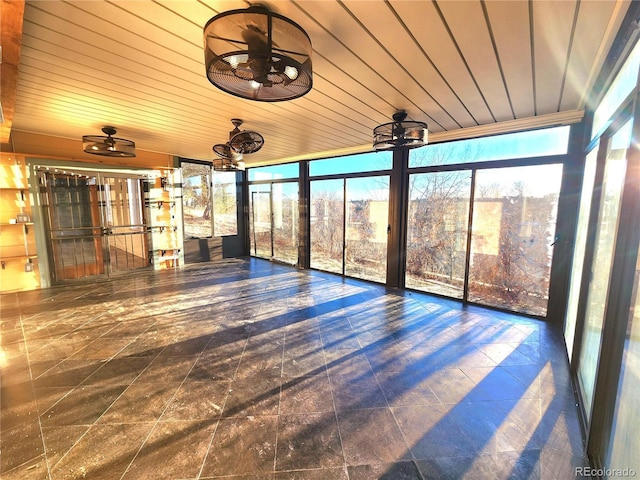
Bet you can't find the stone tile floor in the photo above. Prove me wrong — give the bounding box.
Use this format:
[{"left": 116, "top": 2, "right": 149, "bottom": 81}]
[{"left": 0, "top": 258, "right": 587, "bottom": 479}]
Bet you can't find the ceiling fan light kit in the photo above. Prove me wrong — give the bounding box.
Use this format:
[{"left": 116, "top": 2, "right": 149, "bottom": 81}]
[
  {"left": 203, "top": 4, "right": 312, "bottom": 101},
  {"left": 213, "top": 157, "right": 246, "bottom": 172},
  {"left": 373, "top": 111, "right": 428, "bottom": 151},
  {"left": 82, "top": 126, "right": 136, "bottom": 157}
]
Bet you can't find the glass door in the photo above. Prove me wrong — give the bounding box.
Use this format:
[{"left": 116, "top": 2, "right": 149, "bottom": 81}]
[
  {"left": 43, "top": 172, "right": 104, "bottom": 281},
  {"left": 249, "top": 186, "right": 272, "bottom": 259},
  {"left": 249, "top": 182, "right": 299, "bottom": 265},
  {"left": 467, "top": 163, "right": 563, "bottom": 316},
  {"left": 310, "top": 179, "right": 344, "bottom": 275},
  {"left": 345, "top": 176, "right": 389, "bottom": 283},
  {"left": 41, "top": 171, "right": 150, "bottom": 282},
  {"left": 99, "top": 176, "right": 148, "bottom": 274},
  {"left": 272, "top": 182, "right": 298, "bottom": 265},
  {"left": 577, "top": 119, "right": 633, "bottom": 417},
  {"left": 405, "top": 170, "right": 472, "bottom": 298}
]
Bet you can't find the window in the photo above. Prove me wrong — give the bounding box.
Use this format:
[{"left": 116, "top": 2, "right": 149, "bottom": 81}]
[
  {"left": 468, "top": 164, "right": 563, "bottom": 316},
  {"left": 310, "top": 152, "right": 392, "bottom": 176},
  {"left": 577, "top": 119, "right": 632, "bottom": 416},
  {"left": 212, "top": 171, "right": 238, "bottom": 236},
  {"left": 248, "top": 163, "right": 299, "bottom": 181},
  {"left": 592, "top": 41, "right": 640, "bottom": 139},
  {"left": 310, "top": 179, "right": 344, "bottom": 274},
  {"left": 409, "top": 126, "right": 570, "bottom": 168},
  {"left": 309, "top": 175, "right": 389, "bottom": 283},
  {"left": 406, "top": 171, "right": 472, "bottom": 298},
  {"left": 182, "top": 162, "right": 212, "bottom": 239}
]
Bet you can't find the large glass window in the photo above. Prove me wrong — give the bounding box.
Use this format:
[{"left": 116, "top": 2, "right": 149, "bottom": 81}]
[
  {"left": 248, "top": 182, "right": 299, "bottom": 265},
  {"left": 249, "top": 184, "right": 272, "bottom": 259},
  {"left": 468, "top": 164, "right": 563, "bottom": 316},
  {"left": 409, "top": 126, "right": 570, "bottom": 168},
  {"left": 592, "top": 41, "right": 640, "bottom": 139},
  {"left": 345, "top": 176, "right": 389, "bottom": 283},
  {"left": 182, "top": 162, "right": 212, "bottom": 238},
  {"left": 248, "top": 163, "right": 298, "bottom": 181},
  {"left": 606, "top": 248, "right": 640, "bottom": 474},
  {"left": 212, "top": 171, "right": 238, "bottom": 236},
  {"left": 564, "top": 149, "right": 598, "bottom": 360},
  {"left": 406, "top": 171, "right": 471, "bottom": 298},
  {"left": 310, "top": 179, "right": 344, "bottom": 274},
  {"left": 309, "top": 175, "right": 389, "bottom": 283},
  {"left": 577, "top": 119, "right": 632, "bottom": 416},
  {"left": 272, "top": 182, "right": 299, "bottom": 264},
  {"left": 309, "top": 152, "right": 392, "bottom": 176}
]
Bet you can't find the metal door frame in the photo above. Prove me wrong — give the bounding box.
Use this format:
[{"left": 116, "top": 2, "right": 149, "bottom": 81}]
[{"left": 37, "top": 166, "right": 154, "bottom": 284}]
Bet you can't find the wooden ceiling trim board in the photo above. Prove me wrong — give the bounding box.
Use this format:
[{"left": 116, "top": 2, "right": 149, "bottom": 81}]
[
  {"left": 555, "top": 0, "right": 581, "bottom": 113},
  {"left": 14, "top": 80, "right": 219, "bottom": 136},
  {"left": 483, "top": 0, "right": 534, "bottom": 119},
  {"left": 291, "top": 1, "right": 451, "bottom": 130},
  {"left": 436, "top": 0, "right": 512, "bottom": 123},
  {"left": 1, "top": 0, "right": 25, "bottom": 144},
  {"left": 342, "top": 1, "right": 473, "bottom": 129},
  {"left": 309, "top": 51, "right": 414, "bottom": 124},
  {"left": 149, "top": 0, "right": 214, "bottom": 30},
  {"left": 561, "top": 1, "right": 630, "bottom": 112},
  {"left": 16, "top": 43, "right": 238, "bottom": 122},
  {"left": 310, "top": 70, "right": 392, "bottom": 122},
  {"left": 532, "top": 0, "right": 577, "bottom": 115},
  {"left": 390, "top": 0, "right": 493, "bottom": 127}
]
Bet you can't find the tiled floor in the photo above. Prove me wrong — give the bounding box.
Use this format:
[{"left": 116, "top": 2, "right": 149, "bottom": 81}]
[{"left": 1, "top": 258, "right": 587, "bottom": 479}]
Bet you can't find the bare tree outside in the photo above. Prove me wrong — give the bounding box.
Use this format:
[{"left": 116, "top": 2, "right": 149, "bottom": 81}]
[
  {"left": 406, "top": 170, "right": 471, "bottom": 298},
  {"left": 468, "top": 165, "right": 563, "bottom": 316},
  {"left": 310, "top": 179, "right": 344, "bottom": 274},
  {"left": 406, "top": 146, "right": 563, "bottom": 315}
]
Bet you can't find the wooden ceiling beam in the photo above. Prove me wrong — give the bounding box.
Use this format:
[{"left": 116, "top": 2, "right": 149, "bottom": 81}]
[{"left": 1, "top": 0, "right": 25, "bottom": 144}]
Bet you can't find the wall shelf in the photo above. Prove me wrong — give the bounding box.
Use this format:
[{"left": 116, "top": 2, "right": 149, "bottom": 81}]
[{"left": 0, "top": 154, "right": 40, "bottom": 291}]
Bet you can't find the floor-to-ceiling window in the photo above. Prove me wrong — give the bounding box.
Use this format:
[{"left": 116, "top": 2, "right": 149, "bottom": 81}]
[
  {"left": 577, "top": 119, "right": 632, "bottom": 416},
  {"left": 182, "top": 161, "right": 239, "bottom": 239},
  {"left": 310, "top": 178, "right": 344, "bottom": 274},
  {"left": 468, "top": 164, "right": 563, "bottom": 316},
  {"left": 248, "top": 163, "right": 299, "bottom": 266},
  {"left": 563, "top": 35, "right": 640, "bottom": 473},
  {"left": 406, "top": 170, "right": 471, "bottom": 298},
  {"left": 606, "top": 248, "right": 640, "bottom": 474},
  {"left": 406, "top": 127, "right": 569, "bottom": 316},
  {"left": 308, "top": 152, "right": 392, "bottom": 283},
  {"left": 564, "top": 148, "right": 598, "bottom": 360}
]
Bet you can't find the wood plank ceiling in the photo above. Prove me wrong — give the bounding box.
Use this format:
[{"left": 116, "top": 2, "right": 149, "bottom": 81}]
[{"left": 3, "top": 0, "right": 631, "bottom": 167}]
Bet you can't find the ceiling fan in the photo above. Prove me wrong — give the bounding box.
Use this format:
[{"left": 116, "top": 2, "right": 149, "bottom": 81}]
[
  {"left": 212, "top": 119, "right": 264, "bottom": 170},
  {"left": 203, "top": 5, "right": 313, "bottom": 102},
  {"left": 82, "top": 126, "right": 136, "bottom": 157}
]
